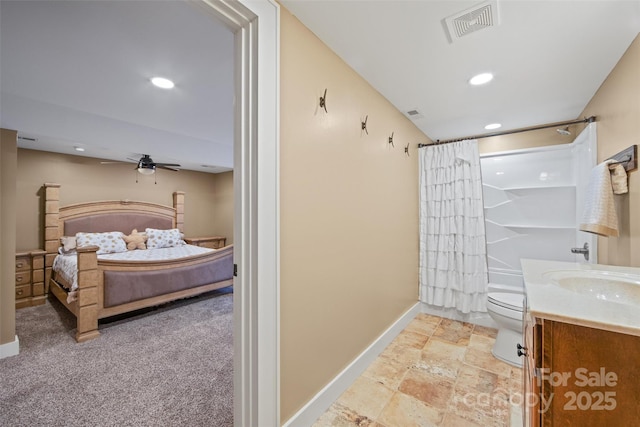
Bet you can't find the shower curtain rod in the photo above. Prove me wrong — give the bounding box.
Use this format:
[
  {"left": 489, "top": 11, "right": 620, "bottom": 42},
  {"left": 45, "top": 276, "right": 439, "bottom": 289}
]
[{"left": 418, "top": 116, "right": 597, "bottom": 147}]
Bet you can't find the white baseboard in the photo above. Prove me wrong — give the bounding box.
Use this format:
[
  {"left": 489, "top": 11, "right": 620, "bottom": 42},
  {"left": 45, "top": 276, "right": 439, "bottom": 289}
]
[
  {"left": 421, "top": 302, "right": 497, "bottom": 329},
  {"left": 510, "top": 403, "right": 523, "bottom": 427},
  {"left": 282, "top": 302, "right": 421, "bottom": 427},
  {"left": 0, "top": 335, "right": 19, "bottom": 359}
]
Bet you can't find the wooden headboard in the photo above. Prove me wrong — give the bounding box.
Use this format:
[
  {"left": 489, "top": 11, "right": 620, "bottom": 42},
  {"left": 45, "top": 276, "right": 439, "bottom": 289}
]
[{"left": 43, "top": 183, "right": 185, "bottom": 285}]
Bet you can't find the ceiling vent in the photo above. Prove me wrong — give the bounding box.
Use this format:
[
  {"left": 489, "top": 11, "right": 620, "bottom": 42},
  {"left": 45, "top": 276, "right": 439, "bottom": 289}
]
[
  {"left": 406, "top": 109, "right": 424, "bottom": 120},
  {"left": 17, "top": 134, "right": 38, "bottom": 143},
  {"left": 444, "top": 0, "right": 499, "bottom": 43}
]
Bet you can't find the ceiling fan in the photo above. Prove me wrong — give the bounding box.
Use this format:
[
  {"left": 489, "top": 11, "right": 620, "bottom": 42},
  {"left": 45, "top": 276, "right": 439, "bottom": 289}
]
[
  {"left": 101, "top": 154, "right": 181, "bottom": 175},
  {"left": 133, "top": 154, "right": 180, "bottom": 175}
]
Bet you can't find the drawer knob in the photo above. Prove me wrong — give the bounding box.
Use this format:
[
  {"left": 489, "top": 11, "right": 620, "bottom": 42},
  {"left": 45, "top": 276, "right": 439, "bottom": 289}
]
[
  {"left": 17, "top": 262, "right": 24, "bottom": 268},
  {"left": 16, "top": 277, "right": 23, "bottom": 282},
  {"left": 16, "top": 289, "right": 23, "bottom": 296}
]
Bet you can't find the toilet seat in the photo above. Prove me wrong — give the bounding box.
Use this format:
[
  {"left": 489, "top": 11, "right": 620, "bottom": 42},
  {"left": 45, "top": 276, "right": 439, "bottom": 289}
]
[{"left": 488, "top": 292, "right": 523, "bottom": 312}]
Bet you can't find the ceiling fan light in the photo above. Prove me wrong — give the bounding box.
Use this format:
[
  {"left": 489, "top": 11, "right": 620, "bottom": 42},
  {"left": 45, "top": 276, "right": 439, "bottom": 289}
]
[{"left": 137, "top": 166, "right": 155, "bottom": 175}]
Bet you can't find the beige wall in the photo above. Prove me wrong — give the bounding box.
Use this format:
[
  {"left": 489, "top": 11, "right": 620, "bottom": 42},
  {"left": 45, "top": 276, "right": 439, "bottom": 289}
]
[
  {"left": 15, "top": 149, "right": 233, "bottom": 250},
  {"left": 1, "top": 129, "right": 18, "bottom": 347},
  {"left": 279, "top": 8, "right": 430, "bottom": 422},
  {"left": 579, "top": 33, "right": 640, "bottom": 267},
  {"left": 210, "top": 171, "right": 234, "bottom": 245},
  {"left": 479, "top": 124, "right": 578, "bottom": 155}
]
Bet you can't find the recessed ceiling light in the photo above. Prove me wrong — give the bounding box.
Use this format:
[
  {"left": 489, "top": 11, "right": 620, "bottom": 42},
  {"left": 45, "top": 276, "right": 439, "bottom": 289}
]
[
  {"left": 74, "top": 146, "right": 85, "bottom": 152},
  {"left": 151, "top": 77, "right": 175, "bottom": 89},
  {"left": 469, "top": 72, "right": 494, "bottom": 86},
  {"left": 485, "top": 123, "right": 502, "bottom": 130}
]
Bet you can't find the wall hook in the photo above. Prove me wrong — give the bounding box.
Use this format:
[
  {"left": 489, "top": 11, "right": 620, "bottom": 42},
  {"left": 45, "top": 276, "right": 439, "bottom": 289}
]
[
  {"left": 361, "top": 115, "right": 368, "bottom": 135},
  {"left": 405, "top": 143, "right": 410, "bottom": 156},
  {"left": 388, "top": 132, "right": 395, "bottom": 148},
  {"left": 319, "top": 88, "right": 328, "bottom": 113}
]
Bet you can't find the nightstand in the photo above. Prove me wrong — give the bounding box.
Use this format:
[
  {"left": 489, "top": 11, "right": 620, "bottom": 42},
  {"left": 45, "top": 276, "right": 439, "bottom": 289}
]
[
  {"left": 15, "top": 250, "right": 47, "bottom": 309},
  {"left": 184, "top": 236, "right": 227, "bottom": 249}
]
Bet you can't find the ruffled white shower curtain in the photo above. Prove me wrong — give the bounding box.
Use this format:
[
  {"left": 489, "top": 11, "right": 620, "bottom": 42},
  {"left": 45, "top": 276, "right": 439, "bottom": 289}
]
[{"left": 419, "top": 140, "right": 488, "bottom": 313}]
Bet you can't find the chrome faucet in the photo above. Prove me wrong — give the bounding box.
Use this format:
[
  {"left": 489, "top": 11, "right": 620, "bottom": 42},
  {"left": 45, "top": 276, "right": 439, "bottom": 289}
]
[{"left": 571, "top": 242, "right": 589, "bottom": 261}]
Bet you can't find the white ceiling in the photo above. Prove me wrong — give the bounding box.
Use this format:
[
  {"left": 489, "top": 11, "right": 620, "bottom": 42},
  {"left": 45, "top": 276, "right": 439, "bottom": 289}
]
[
  {"left": 1, "top": 0, "right": 234, "bottom": 173},
  {"left": 1, "top": 1, "right": 639, "bottom": 172},
  {"left": 281, "top": 0, "right": 640, "bottom": 142}
]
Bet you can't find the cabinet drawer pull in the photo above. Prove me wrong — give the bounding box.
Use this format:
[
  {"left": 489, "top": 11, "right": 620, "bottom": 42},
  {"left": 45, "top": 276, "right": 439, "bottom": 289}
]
[
  {"left": 517, "top": 343, "right": 528, "bottom": 357},
  {"left": 16, "top": 262, "right": 24, "bottom": 268},
  {"left": 16, "top": 276, "right": 23, "bottom": 282},
  {"left": 16, "top": 289, "right": 23, "bottom": 296}
]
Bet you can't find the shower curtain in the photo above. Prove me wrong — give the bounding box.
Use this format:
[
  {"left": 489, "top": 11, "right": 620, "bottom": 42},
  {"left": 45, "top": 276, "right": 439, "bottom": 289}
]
[{"left": 419, "top": 140, "right": 488, "bottom": 313}]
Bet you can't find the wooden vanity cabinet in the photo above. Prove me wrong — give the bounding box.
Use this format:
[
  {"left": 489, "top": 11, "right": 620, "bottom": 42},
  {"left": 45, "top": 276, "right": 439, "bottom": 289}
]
[
  {"left": 523, "top": 310, "right": 640, "bottom": 426},
  {"left": 522, "top": 308, "right": 541, "bottom": 427}
]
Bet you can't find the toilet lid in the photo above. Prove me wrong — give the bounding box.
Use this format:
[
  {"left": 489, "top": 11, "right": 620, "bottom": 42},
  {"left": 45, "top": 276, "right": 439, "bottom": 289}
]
[{"left": 488, "top": 292, "right": 524, "bottom": 311}]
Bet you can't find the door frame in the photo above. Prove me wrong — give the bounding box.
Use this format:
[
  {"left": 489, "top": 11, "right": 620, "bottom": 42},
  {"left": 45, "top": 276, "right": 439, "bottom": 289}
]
[{"left": 197, "top": 1, "right": 280, "bottom": 425}]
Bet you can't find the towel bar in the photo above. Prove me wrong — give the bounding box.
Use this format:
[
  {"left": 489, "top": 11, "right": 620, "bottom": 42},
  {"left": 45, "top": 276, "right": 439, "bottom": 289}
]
[{"left": 606, "top": 145, "right": 637, "bottom": 172}]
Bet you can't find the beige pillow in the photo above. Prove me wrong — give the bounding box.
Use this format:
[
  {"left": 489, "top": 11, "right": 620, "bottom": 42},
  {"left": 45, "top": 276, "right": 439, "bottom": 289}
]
[{"left": 59, "top": 236, "right": 77, "bottom": 254}]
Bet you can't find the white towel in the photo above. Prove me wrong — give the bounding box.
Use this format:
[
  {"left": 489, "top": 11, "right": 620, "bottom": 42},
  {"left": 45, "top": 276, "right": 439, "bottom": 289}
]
[
  {"left": 609, "top": 163, "right": 628, "bottom": 194},
  {"left": 579, "top": 162, "right": 619, "bottom": 237}
]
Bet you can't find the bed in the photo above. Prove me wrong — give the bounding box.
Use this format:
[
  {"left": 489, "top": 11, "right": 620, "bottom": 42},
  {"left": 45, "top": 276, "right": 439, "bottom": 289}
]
[{"left": 43, "top": 183, "right": 234, "bottom": 342}]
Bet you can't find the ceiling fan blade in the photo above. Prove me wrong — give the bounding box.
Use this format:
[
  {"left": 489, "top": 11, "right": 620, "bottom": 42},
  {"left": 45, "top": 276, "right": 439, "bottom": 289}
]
[
  {"left": 155, "top": 162, "right": 181, "bottom": 167},
  {"left": 157, "top": 165, "right": 180, "bottom": 171},
  {"left": 101, "top": 160, "right": 138, "bottom": 165}
]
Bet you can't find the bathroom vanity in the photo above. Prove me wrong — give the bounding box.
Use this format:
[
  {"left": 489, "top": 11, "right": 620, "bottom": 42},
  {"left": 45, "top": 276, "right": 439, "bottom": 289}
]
[{"left": 521, "top": 259, "right": 640, "bottom": 427}]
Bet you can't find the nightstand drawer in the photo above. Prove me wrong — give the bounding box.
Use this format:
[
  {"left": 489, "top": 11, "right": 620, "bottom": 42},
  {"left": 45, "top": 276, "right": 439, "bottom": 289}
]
[
  {"left": 15, "top": 256, "right": 30, "bottom": 272},
  {"left": 16, "top": 284, "right": 32, "bottom": 299},
  {"left": 15, "top": 271, "right": 31, "bottom": 286},
  {"left": 15, "top": 250, "right": 46, "bottom": 309}
]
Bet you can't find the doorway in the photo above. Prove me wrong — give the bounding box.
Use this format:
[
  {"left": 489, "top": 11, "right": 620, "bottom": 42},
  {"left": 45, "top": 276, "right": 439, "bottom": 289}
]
[{"left": 197, "top": 1, "right": 280, "bottom": 425}]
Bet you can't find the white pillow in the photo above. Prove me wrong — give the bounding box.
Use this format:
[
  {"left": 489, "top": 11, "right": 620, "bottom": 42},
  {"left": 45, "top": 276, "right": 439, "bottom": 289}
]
[
  {"left": 75, "top": 231, "right": 127, "bottom": 255},
  {"left": 145, "top": 228, "right": 185, "bottom": 249}
]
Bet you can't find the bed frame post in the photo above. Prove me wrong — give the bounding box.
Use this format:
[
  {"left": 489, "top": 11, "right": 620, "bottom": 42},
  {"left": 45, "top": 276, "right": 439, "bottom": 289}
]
[
  {"left": 75, "top": 246, "right": 100, "bottom": 342},
  {"left": 173, "top": 191, "right": 185, "bottom": 233},
  {"left": 44, "top": 183, "right": 61, "bottom": 293}
]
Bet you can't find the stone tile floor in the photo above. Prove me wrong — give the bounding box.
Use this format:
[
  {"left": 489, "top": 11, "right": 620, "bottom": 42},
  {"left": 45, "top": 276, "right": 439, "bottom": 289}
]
[{"left": 313, "top": 314, "right": 523, "bottom": 427}]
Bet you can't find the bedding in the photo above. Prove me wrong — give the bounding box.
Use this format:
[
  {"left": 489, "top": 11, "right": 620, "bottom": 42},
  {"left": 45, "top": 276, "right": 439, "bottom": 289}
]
[{"left": 53, "top": 244, "right": 216, "bottom": 291}]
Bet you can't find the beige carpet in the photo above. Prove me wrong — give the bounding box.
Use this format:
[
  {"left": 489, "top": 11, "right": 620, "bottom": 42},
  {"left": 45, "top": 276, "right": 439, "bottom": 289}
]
[{"left": 0, "top": 288, "right": 233, "bottom": 427}]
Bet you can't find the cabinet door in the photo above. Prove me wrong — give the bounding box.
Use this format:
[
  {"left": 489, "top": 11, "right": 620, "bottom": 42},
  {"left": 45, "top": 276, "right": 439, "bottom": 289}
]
[
  {"left": 546, "top": 321, "right": 640, "bottom": 425},
  {"left": 523, "top": 314, "right": 541, "bottom": 427}
]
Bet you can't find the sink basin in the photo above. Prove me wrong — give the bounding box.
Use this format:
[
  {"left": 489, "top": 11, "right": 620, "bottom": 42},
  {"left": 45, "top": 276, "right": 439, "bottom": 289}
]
[{"left": 541, "top": 269, "right": 640, "bottom": 306}]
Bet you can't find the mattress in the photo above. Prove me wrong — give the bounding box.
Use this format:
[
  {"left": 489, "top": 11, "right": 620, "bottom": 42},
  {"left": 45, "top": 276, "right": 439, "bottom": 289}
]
[{"left": 52, "top": 244, "right": 216, "bottom": 291}]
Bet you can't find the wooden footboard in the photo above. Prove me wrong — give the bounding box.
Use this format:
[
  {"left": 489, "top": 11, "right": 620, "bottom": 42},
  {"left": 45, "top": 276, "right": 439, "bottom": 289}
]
[{"left": 49, "top": 245, "right": 234, "bottom": 342}]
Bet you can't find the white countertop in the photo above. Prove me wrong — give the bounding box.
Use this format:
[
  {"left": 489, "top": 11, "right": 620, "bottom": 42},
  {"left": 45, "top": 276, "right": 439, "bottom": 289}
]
[{"left": 521, "top": 259, "right": 640, "bottom": 337}]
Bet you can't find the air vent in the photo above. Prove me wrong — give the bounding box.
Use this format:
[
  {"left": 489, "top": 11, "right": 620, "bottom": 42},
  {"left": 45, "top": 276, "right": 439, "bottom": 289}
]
[
  {"left": 17, "top": 134, "right": 38, "bottom": 142},
  {"left": 406, "top": 109, "right": 424, "bottom": 120},
  {"left": 444, "top": 0, "right": 499, "bottom": 43}
]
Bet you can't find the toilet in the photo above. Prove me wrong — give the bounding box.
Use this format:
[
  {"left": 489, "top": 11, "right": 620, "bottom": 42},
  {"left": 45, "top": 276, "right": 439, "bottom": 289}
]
[{"left": 487, "top": 292, "right": 524, "bottom": 367}]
